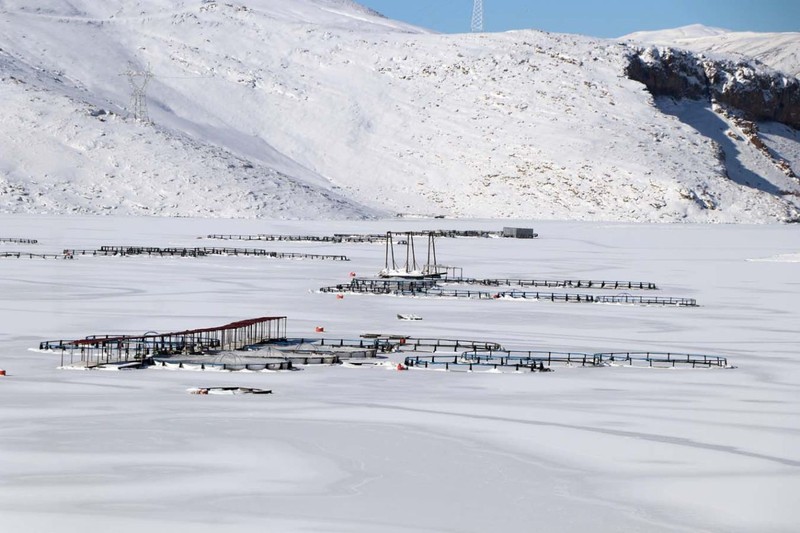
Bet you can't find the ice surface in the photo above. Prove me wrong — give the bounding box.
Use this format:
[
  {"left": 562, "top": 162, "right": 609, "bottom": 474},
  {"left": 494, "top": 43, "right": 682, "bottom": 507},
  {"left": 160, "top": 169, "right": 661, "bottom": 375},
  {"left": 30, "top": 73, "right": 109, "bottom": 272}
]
[{"left": 0, "top": 214, "right": 798, "bottom": 532}]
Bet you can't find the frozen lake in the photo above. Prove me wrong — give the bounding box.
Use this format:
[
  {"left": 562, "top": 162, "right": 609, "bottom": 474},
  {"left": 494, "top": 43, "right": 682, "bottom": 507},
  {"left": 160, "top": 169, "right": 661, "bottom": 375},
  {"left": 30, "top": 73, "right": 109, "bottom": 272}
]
[{"left": 0, "top": 215, "right": 798, "bottom": 532}]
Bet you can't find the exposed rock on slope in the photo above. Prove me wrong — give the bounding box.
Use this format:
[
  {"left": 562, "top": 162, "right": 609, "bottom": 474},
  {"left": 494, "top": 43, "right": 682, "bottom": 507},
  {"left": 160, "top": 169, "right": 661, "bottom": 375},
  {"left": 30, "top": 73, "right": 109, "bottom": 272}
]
[
  {"left": 622, "top": 25, "right": 800, "bottom": 79},
  {"left": 626, "top": 46, "right": 799, "bottom": 199},
  {"left": 626, "top": 47, "right": 800, "bottom": 128}
]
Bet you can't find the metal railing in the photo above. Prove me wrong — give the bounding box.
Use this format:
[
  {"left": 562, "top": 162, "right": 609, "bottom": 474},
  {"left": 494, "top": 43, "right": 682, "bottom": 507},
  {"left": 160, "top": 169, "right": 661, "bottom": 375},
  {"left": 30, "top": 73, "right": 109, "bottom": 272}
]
[
  {"left": 63, "top": 246, "right": 349, "bottom": 261},
  {"left": 596, "top": 351, "right": 728, "bottom": 368},
  {"left": 442, "top": 277, "right": 658, "bottom": 290},
  {"left": 404, "top": 349, "right": 729, "bottom": 371},
  {"left": 322, "top": 281, "right": 696, "bottom": 307},
  {"left": 0, "top": 238, "right": 38, "bottom": 244}
]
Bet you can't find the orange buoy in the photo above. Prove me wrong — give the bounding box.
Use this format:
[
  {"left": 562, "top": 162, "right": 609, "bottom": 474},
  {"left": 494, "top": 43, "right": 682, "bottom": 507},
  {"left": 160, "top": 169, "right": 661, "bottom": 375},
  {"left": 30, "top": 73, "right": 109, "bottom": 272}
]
[
  {"left": 315, "top": 326, "right": 325, "bottom": 333},
  {"left": 349, "top": 272, "right": 357, "bottom": 277},
  {"left": 0, "top": 369, "right": 6, "bottom": 376}
]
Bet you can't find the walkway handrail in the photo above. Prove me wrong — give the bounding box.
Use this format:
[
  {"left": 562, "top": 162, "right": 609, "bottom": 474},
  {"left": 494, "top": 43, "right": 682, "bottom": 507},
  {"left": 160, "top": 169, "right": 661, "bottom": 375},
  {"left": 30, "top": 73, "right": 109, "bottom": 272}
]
[
  {"left": 596, "top": 351, "right": 729, "bottom": 367},
  {"left": 322, "top": 281, "right": 696, "bottom": 307},
  {"left": 442, "top": 277, "right": 658, "bottom": 290},
  {"left": 0, "top": 238, "right": 38, "bottom": 244},
  {"left": 1, "top": 252, "right": 72, "bottom": 259},
  {"left": 63, "top": 246, "right": 349, "bottom": 261},
  {"left": 204, "top": 230, "right": 507, "bottom": 242},
  {"left": 404, "top": 349, "right": 731, "bottom": 370}
]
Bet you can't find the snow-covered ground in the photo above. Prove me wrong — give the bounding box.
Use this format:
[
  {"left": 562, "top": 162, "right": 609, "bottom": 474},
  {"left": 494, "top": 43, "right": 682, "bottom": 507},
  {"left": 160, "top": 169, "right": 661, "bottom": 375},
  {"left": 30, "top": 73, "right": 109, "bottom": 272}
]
[
  {"left": 1, "top": 214, "right": 798, "bottom": 532},
  {"left": 1, "top": 1, "right": 798, "bottom": 222}
]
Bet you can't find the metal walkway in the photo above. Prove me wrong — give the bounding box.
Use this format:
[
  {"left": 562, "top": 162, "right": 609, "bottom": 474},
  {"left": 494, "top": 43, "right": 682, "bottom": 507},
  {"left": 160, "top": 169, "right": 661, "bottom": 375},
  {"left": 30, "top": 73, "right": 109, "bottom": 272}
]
[
  {"left": 64, "top": 246, "right": 349, "bottom": 261},
  {"left": 40, "top": 317, "right": 288, "bottom": 367},
  {"left": 406, "top": 349, "right": 729, "bottom": 371},
  {"left": 321, "top": 278, "right": 695, "bottom": 307}
]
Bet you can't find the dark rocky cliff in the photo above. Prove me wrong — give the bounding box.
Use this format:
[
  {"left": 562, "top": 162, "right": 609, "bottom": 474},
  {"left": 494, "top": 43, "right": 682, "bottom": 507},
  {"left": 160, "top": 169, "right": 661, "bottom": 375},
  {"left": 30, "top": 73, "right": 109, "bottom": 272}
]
[{"left": 626, "top": 47, "right": 800, "bottom": 130}]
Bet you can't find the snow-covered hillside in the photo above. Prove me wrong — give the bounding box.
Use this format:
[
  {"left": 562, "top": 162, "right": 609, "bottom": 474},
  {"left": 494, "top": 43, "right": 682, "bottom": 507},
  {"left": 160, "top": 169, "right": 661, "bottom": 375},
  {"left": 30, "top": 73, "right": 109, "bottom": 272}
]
[
  {"left": 1, "top": 1, "right": 798, "bottom": 222},
  {"left": 0, "top": 72, "right": 375, "bottom": 218},
  {"left": 623, "top": 24, "right": 800, "bottom": 78}
]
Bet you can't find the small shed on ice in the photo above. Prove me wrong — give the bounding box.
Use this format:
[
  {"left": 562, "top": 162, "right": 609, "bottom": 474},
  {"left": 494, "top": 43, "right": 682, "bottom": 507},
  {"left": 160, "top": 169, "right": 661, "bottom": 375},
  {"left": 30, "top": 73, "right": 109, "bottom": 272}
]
[{"left": 502, "top": 227, "right": 537, "bottom": 239}]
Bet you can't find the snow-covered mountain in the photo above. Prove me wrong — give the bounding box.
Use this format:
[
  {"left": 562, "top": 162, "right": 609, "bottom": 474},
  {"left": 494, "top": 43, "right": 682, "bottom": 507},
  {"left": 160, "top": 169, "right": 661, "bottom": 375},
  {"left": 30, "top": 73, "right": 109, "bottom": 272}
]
[
  {"left": 622, "top": 24, "right": 800, "bottom": 79},
  {"left": 1, "top": 1, "right": 798, "bottom": 222}
]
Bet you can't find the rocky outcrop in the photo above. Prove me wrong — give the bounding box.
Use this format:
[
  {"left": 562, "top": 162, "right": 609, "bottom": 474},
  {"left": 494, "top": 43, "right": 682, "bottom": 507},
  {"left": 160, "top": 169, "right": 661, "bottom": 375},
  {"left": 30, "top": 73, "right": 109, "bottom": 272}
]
[
  {"left": 625, "top": 47, "right": 710, "bottom": 100},
  {"left": 626, "top": 46, "right": 800, "bottom": 129},
  {"left": 713, "top": 102, "right": 797, "bottom": 179}
]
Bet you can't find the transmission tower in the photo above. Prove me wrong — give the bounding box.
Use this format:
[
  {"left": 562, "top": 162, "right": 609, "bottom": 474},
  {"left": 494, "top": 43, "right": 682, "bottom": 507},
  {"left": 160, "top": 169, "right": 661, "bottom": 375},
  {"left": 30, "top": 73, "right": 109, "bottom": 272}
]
[
  {"left": 471, "top": 0, "right": 484, "bottom": 33},
  {"left": 123, "top": 63, "right": 153, "bottom": 123}
]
